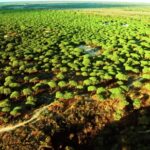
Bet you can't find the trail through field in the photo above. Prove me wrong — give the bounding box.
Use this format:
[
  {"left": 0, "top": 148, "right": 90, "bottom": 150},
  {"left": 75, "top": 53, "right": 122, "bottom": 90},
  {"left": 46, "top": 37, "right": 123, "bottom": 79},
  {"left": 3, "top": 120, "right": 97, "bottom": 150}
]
[{"left": 0, "top": 103, "right": 52, "bottom": 133}]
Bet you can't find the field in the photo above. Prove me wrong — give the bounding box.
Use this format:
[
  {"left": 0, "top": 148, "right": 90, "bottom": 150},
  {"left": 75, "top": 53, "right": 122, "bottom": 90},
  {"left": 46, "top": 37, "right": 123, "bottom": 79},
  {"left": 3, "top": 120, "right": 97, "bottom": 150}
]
[
  {"left": 0, "top": 4, "right": 150, "bottom": 150},
  {"left": 0, "top": 2, "right": 147, "bottom": 10}
]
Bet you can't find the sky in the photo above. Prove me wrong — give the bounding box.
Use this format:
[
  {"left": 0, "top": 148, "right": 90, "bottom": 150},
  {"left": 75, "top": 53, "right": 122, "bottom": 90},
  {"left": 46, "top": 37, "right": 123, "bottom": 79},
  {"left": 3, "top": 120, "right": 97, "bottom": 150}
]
[{"left": 0, "top": 0, "right": 149, "bottom": 3}]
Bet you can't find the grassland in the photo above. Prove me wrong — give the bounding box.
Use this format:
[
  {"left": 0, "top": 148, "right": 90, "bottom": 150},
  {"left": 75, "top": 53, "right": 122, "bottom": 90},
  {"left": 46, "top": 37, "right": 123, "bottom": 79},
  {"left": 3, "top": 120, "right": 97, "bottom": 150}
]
[
  {"left": 80, "top": 7, "right": 150, "bottom": 17},
  {"left": 0, "top": 6, "right": 150, "bottom": 150}
]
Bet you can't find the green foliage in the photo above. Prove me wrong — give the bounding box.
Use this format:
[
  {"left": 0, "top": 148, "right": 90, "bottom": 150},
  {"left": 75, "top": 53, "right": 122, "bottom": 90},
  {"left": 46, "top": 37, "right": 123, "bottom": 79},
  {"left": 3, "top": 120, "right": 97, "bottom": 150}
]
[
  {"left": 22, "top": 88, "right": 32, "bottom": 96},
  {"left": 83, "top": 79, "right": 92, "bottom": 86},
  {"left": 133, "top": 99, "right": 141, "bottom": 109},
  {"left": 133, "top": 81, "right": 142, "bottom": 88},
  {"left": 82, "top": 58, "right": 91, "bottom": 66},
  {"left": 63, "top": 91, "right": 74, "bottom": 99},
  {"left": 0, "top": 9, "right": 149, "bottom": 120},
  {"left": 116, "top": 73, "right": 128, "bottom": 81},
  {"left": 9, "top": 82, "right": 20, "bottom": 88},
  {"left": 29, "top": 77, "right": 39, "bottom": 83},
  {"left": 56, "top": 73, "right": 65, "bottom": 79},
  {"left": 10, "top": 106, "right": 22, "bottom": 116},
  {"left": 96, "top": 87, "right": 106, "bottom": 94},
  {"left": 109, "top": 87, "right": 125, "bottom": 99},
  {"left": 89, "top": 77, "right": 98, "bottom": 85},
  {"left": 142, "top": 74, "right": 150, "bottom": 80},
  {"left": 2, "top": 107, "right": 11, "bottom": 113},
  {"left": 10, "top": 91, "right": 20, "bottom": 99},
  {"left": 25, "top": 96, "right": 37, "bottom": 106},
  {"left": 87, "top": 86, "right": 96, "bottom": 92},
  {"left": 0, "top": 86, "right": 5, "bottom": 94},
  {"left": 48, "top": 81, "right": 57, "bottom": 88},
  {"left": 3, "top": 88, "right": 11, "bottom": 95},
  {"left": 5, "top": 76, "right": 14, "bottom": 82},
  {"left": 113, "top": 110, "right": 123, "bottom": 121},
  {"left": 143, "top": 83, "right": 150, "bottom": 90},
  {"left": 58, "top": 81, "right": 67, "bottom": 88},
  {"left": 76, "top": 85, "right": 84, "bottom": 89},
  {"left": 69, "top": 80, "right": 78, "bottom": 87},
  {"left": 55, "top": 91, "right": 63, "bottom": 99},
  {"left": 0, "top": 99, "right": 10, "bottom": 108}
]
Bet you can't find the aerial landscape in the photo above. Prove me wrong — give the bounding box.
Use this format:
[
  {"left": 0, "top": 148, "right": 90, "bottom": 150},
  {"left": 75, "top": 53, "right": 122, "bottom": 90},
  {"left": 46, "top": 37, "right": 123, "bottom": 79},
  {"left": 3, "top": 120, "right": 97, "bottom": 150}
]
[{"left": 0, "top": 0, "right": 150, "bottom": 149}]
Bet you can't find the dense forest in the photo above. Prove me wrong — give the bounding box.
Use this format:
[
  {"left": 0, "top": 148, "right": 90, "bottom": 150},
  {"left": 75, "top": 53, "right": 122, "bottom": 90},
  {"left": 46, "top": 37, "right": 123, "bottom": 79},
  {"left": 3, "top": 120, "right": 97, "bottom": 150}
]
[{"left": 0, "top": 7, "right": 150, "bottom": 149}]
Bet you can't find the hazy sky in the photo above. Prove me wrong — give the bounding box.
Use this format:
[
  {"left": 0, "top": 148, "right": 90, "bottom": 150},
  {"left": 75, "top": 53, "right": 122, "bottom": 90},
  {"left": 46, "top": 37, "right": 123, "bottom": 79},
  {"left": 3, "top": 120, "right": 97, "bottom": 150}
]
[{"left": 0, "top": 0, "right": 150, "bottom": 2}]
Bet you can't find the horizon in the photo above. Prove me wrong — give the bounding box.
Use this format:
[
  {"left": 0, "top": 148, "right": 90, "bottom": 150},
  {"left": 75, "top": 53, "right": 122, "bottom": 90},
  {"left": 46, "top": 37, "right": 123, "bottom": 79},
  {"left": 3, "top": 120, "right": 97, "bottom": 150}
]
[{"left": 0, "top": 0, "right": 150, "bottom": 3}]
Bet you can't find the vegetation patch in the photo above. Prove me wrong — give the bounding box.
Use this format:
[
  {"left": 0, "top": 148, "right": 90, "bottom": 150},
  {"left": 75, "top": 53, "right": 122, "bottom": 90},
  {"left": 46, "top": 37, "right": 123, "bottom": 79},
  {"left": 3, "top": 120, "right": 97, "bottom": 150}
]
[{"left": 0, "top": 7, "right": 149, "bottom": 149}]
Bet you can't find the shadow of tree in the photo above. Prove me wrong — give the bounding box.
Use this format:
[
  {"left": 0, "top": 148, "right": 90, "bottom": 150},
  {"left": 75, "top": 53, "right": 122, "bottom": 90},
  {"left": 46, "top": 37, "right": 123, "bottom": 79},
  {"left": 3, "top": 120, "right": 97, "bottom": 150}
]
[
  {"left": 49, "top": 106, "right": 150, "bottom": 150},
  {"left": 0, "top": 99, "right": 150, "bottom": 150}
]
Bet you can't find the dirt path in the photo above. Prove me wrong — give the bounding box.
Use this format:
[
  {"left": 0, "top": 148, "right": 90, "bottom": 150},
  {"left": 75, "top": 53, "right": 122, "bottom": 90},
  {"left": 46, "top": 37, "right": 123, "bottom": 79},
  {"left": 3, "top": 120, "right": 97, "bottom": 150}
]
[{"left": 0, "top": 103, "right": 52, "bottom": 133}]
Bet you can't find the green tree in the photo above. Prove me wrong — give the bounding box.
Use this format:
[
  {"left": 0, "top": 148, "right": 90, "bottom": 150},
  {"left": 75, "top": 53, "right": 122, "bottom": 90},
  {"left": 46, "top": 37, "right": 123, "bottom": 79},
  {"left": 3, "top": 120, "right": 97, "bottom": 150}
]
[
  {"left": 96, "top": 87, "right": 106, "bottom": 94},
  {"left": 69, "top": 80, "right": 77, "bottom": 87},
  {"left": 22, "top": 88, "right": 32, "bottom": 96},
  {"left": 56, "top": 73, "right": 65, "bottom": 79},
  {"left": 2, "top": 107, "right": 11, "bottom": 113},
  {"left": 87, "top": 86, "right": 96, "bottom": 92},
  {"left": 116, "top": 73, "right": 128, "bottom": 81},
  {"left": 133, "top": 99, "right": 141, "bottom": 109},
  {"left": 10, "top": 106, "right": 22, "bottom": 116},
  {"left": 25, "top": 96, "right": 37, "bottom": 106},
  {"left": 48, "top": 81, "right": 57, "bottom": 89},
  {"left": 82, "top": 57, "right": 91, "bottom": 66},
  {"left": 58, "top": 81, "right": 67, "bottom": 88},
  {"left": 10, "top": 91, "right": 20, "bottom": 99},
  {"left": 83, "top": 79, "right": 92, "bottom": 86},
  {"left": 3, "top": 88, "right": 11, "bottom": 95},
  {"left": 0, "top": 99, "right": 10, "bottom": 108},
  {"left": 9, "top": 82, "right": 20, "bottom": 88},
  {"left": 0, "top": 86, "right": 5, "bottom": 94},
  {"left": 64, "top": 91, "right": 74, "bottom": 99},
  {"left": 29, "top": 77, "right": 39, "bottom": 83},
  {"left": 5, "top": 76, "right": 14, "bottom": 82},
  {"left": 55, "top": 91, "right": 63, "bottom": 99},
  {"left": 142, "top": 74, "right": 150, "bottom": 80}
]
